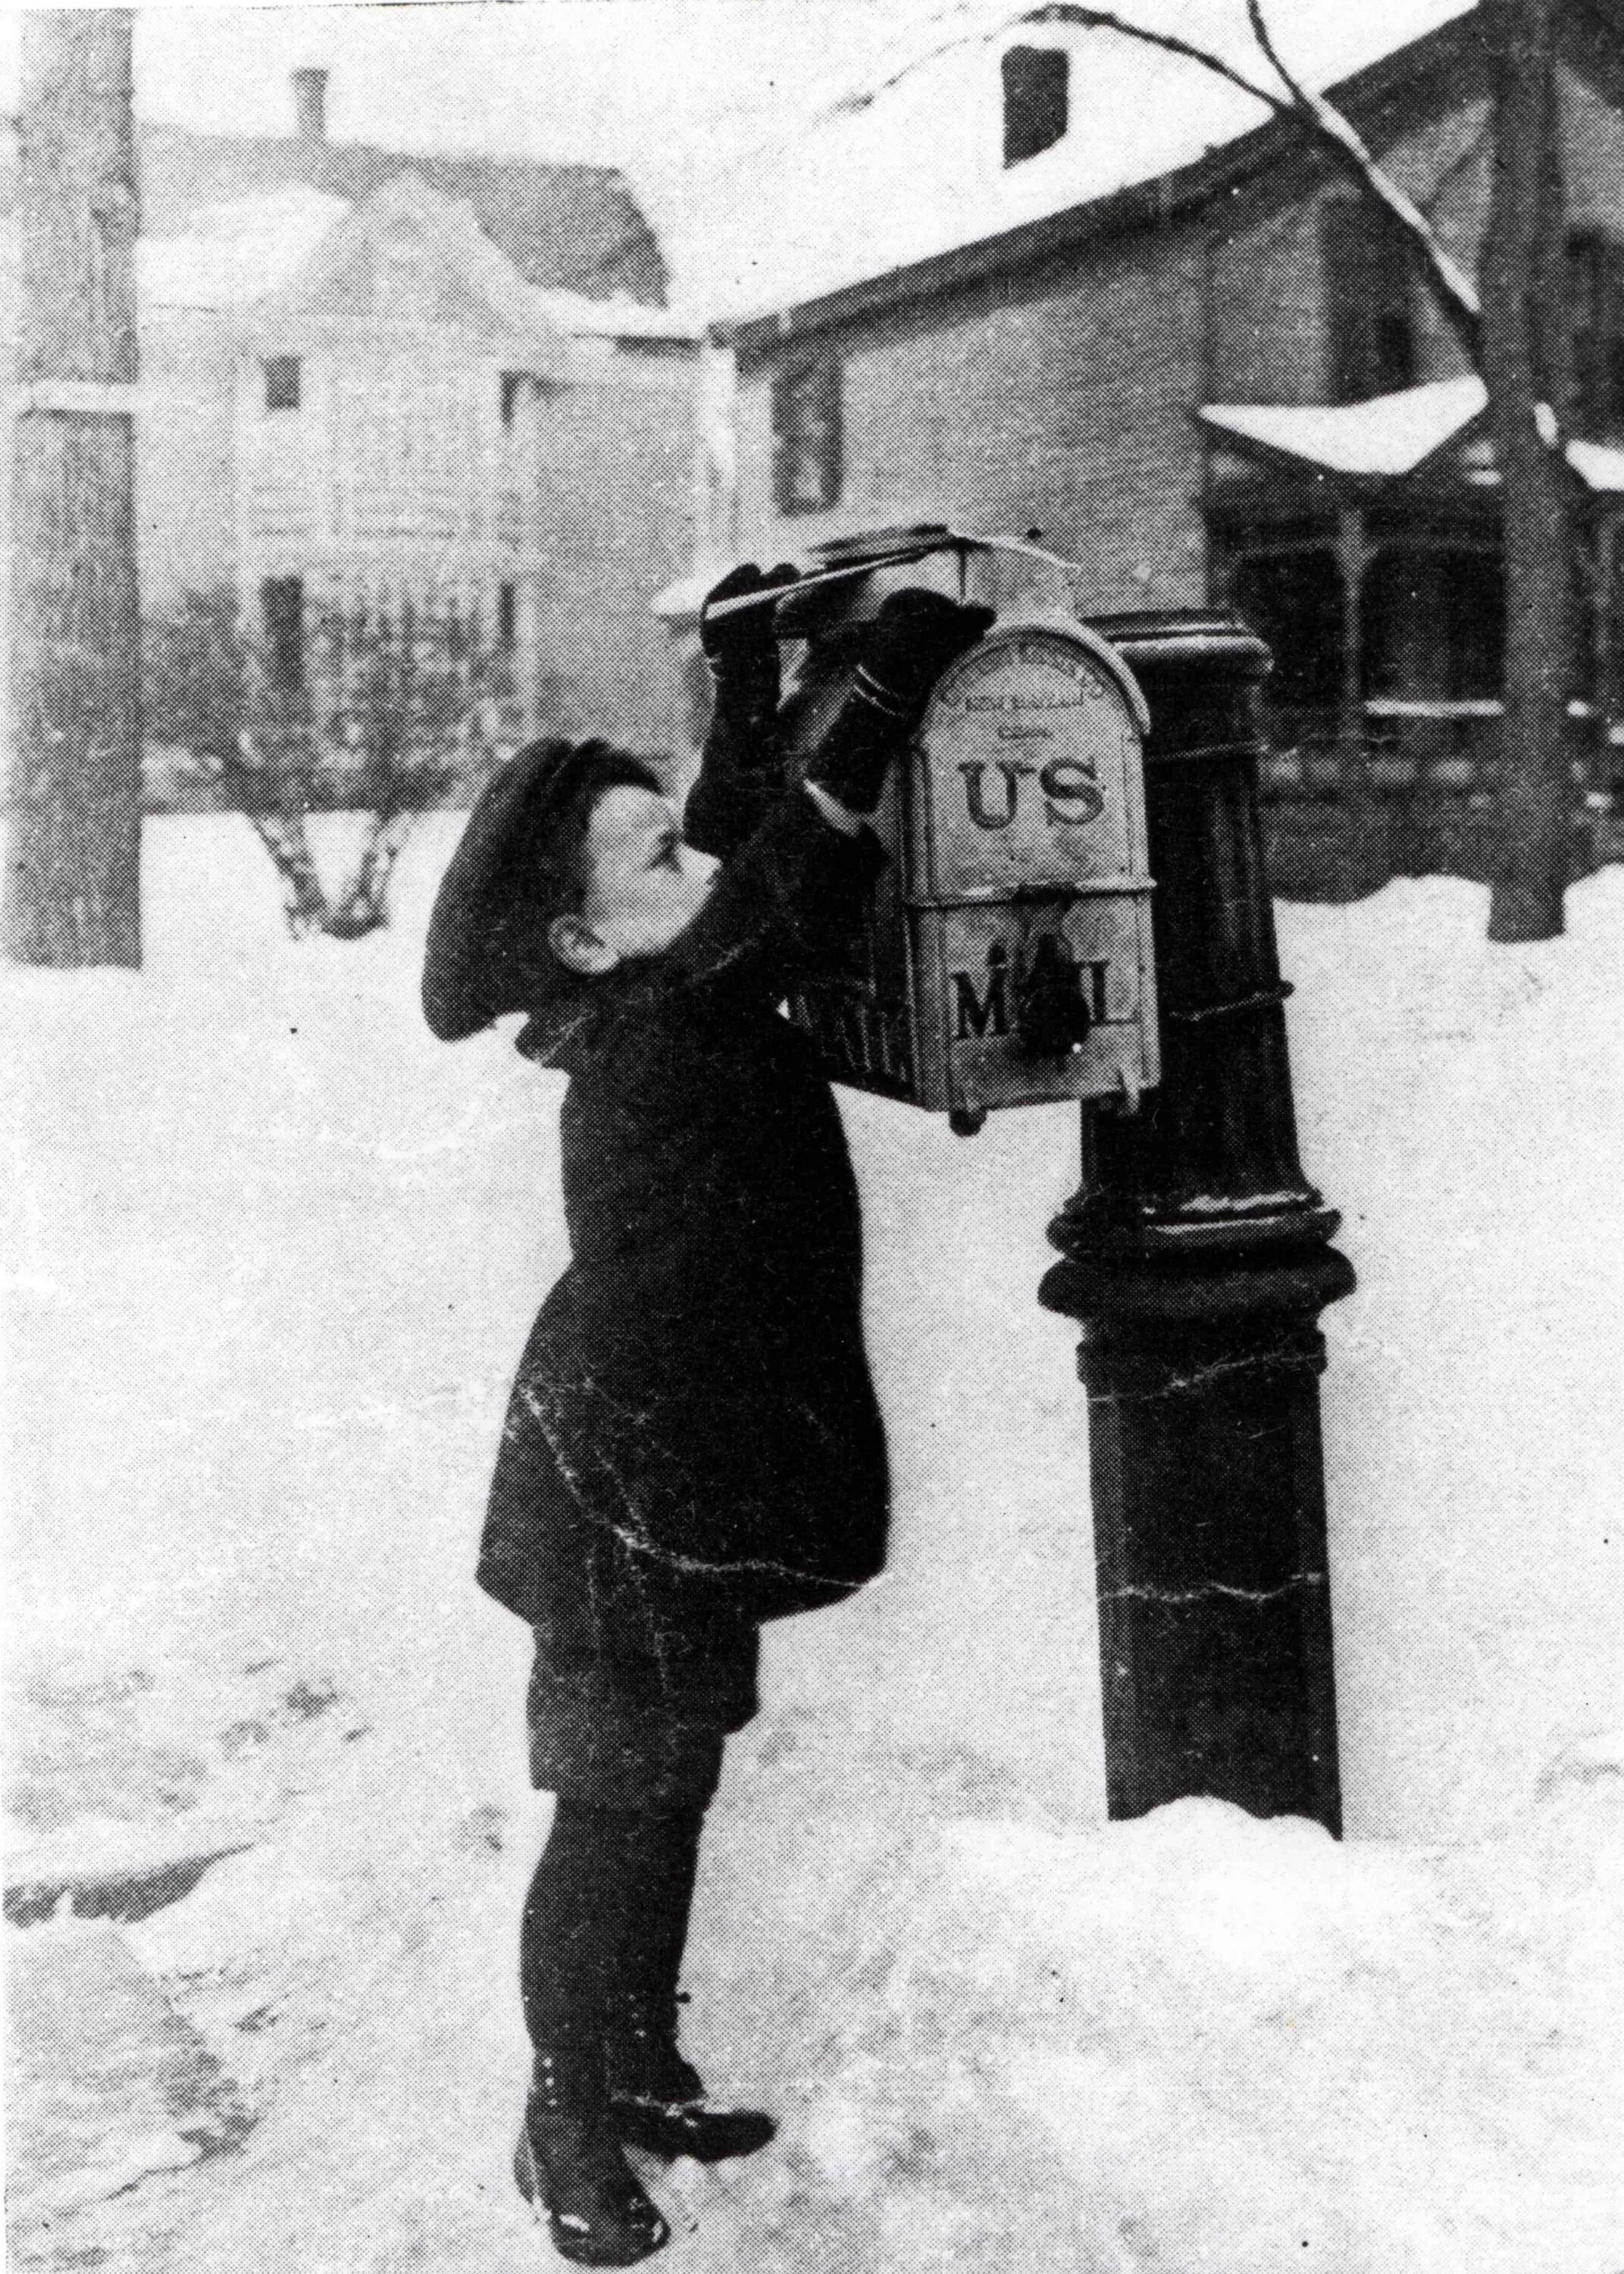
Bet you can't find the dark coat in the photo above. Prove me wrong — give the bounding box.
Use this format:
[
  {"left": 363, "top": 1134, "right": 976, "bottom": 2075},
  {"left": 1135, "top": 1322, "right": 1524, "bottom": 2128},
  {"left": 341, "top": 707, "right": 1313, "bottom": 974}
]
[{"left": 477, "top": 731, "right": 891, "bottom": 1720}]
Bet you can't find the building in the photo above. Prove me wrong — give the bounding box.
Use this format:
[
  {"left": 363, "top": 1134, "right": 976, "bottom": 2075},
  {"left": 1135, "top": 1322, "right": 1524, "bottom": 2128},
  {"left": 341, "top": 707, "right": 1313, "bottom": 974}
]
[
  {"left": 695, "top": 0, "right": 1624, "bottom": 894},
  {"left": 5, "top": 73, "right": 700, "bottom": 766}
]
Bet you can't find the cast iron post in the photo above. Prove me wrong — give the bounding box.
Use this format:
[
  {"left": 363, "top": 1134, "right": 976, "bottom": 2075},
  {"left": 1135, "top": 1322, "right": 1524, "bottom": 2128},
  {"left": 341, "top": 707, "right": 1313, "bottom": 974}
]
[{"left": 1040, "top": 613, "right": 1354, "bottom": 1835}]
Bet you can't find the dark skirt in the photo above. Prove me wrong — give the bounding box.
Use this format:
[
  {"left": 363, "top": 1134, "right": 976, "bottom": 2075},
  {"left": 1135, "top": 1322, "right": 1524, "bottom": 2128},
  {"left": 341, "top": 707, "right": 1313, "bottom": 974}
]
[{"left": 526, "top": 1614, "right": 761, "bottom": 1810}]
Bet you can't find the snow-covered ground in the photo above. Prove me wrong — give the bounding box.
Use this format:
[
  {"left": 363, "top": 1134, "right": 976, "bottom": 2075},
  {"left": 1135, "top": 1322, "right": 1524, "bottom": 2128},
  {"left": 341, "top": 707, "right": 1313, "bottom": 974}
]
[{"left": 5, "top": 814, "right": 1622, "bottom": 2273}]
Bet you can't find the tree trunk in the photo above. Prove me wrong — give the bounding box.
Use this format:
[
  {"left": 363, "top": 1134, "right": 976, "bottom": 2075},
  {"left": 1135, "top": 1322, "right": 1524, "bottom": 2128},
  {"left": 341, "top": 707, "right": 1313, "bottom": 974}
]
[
  {"left": 246, "top": 816, "right": 331, "bottom": 939},
  {"left": 1479, "top": 0, "right": 1573, "bottom": 943},
  {"left": 5, "top": 11, "right": 142, "bottom": 969}
]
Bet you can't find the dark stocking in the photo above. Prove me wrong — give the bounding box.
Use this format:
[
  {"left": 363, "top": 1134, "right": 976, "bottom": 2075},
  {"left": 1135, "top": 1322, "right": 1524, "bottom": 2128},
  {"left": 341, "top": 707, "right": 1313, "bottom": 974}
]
[
  {"left": 520, "top": 1798, "right": 708, "bottom": 2052},
  {"left": 605, "top": 1806, "right": 776, "bottom": 2163},
  {"left": 610, "top": 1804, "right": 706, "bottom": 2093},
  {"left": 520, "top": 1793, "right": 773, "bottom": 2167},
  {"left": 521, "top": 1799, "right": 640, "bottom": 2050},
  {"left": 518, "top": 1802, "right": 672, "bottom": 2263}
]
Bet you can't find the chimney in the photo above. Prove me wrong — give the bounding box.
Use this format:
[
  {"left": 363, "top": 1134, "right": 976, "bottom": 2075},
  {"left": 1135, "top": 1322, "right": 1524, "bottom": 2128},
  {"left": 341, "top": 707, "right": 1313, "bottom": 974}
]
[{"left": 293, "top": 68, "right": 328, "bottom": 143}]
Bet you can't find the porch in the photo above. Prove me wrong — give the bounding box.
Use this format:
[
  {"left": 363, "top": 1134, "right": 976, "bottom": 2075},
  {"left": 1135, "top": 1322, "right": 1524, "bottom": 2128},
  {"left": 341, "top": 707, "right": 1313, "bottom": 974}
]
[{"left": 1198, "top": 381, "right": 1624, "bottom": 898}]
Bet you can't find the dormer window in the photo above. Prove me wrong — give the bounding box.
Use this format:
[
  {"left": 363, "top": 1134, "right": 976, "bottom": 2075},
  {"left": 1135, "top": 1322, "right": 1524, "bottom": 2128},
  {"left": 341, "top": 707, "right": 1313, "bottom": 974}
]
[
  {"left": 1569, "top": 232, "right": 1624, "bottom": 437},
  {"left": 1003, "top": 45, "right": 1069, "bottom": 168},
  {"left": 264, "top": 355, "right": 302, "bottom": 412}
]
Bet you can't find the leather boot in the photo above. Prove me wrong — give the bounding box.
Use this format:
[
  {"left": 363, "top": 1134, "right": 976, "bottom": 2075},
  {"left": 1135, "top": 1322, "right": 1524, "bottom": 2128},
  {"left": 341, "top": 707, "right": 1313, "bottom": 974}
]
[
  {"left": 516, "top": 2044, "right": 671, "bottom": 2266},
  {"left": 607, "top": 1996, "right": 776, "bottom": 2166}
]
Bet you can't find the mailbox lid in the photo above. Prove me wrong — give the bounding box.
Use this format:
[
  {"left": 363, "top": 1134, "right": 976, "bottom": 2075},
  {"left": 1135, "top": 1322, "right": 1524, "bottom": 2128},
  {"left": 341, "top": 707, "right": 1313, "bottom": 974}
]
[{"left": 910, "top": 618, "right": 1150, "bottom": 904}]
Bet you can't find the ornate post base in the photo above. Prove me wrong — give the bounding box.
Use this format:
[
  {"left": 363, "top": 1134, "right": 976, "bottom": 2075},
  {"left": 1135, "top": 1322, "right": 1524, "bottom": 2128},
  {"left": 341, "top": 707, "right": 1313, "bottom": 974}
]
[
  {"left": 1045, "top": 614, "right": 1355, "bottom": 1836},
  {"left": 1044, "top": 1246, "right": 1353, "bottom": 1831}
]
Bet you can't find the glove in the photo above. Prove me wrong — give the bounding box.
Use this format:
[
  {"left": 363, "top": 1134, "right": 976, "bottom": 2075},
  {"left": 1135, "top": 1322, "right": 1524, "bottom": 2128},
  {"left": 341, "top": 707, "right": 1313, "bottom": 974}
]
[
  {"left": 699, "top": 561, "right": 799, "bottom": 722},
  {"left": 857, "top": 589, "right": 996, "bottom": 716},
  {"left": 805, "top": 590, "right": 994, "bottom": 814}
]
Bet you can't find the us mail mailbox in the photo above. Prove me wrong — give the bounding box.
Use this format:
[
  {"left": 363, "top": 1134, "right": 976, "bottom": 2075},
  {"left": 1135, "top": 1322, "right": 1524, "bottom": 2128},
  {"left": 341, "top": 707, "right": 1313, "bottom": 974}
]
[{"left": 772, "top": 537, "right": 1159, "bottom": 1134}]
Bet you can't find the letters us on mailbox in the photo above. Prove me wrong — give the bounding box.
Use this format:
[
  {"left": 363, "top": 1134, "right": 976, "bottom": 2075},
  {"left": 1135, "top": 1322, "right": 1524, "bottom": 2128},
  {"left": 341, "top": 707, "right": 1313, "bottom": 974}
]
[{"left": 787, "top": 603, "right": 1160, "bottom": 1133}]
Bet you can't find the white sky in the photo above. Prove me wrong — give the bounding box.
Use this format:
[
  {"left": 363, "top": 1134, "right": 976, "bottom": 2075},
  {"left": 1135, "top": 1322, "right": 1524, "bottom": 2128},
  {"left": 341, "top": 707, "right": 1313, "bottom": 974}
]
[
  {"left": 0, "top": 2, "right": 909, "bottom": 300},
  {"left": 0, "top": 0, "right": 1471, "bottom": 314},
  {"left": 0, "top": 0, "right": 885, "bottom": 157}
]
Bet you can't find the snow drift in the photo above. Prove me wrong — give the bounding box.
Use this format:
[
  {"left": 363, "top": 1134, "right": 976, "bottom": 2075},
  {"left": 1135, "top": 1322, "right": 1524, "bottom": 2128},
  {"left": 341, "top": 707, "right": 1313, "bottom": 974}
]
[{"left": 5, "top": 816, "right": 1622, "bottom": 2271}]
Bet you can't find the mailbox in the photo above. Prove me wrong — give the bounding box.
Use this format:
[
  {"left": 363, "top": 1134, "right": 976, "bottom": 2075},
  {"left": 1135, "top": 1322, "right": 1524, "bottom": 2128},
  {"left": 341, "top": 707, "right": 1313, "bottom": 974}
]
[{"left": 774, "top": 533, "right": 1159, "bottom": 1134}]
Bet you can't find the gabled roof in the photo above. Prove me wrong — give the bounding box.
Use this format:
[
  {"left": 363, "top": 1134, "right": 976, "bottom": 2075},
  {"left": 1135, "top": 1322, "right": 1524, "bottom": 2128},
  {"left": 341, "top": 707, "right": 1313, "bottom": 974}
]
[
  {"left": 712, "top": 0, "right": 1624, "bottom": 345},
  {"left": 138, "top": 171, "right": 694, "bottom": 353},
  {"left": 135, "top": 119, "right": 668, "bottom": 306},
  {"left": 715, "top": 0, "right": 1483, "bottom": 337},
  {"left": 138, "top": 185, "right": 349, "bottom": 314}
]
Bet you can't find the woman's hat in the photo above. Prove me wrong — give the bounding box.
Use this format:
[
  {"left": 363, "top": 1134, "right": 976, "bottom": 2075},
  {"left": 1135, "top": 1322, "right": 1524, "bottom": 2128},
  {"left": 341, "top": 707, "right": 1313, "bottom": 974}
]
[{"left": 421, "top": 738, "right": 660, "bottom": 1041}]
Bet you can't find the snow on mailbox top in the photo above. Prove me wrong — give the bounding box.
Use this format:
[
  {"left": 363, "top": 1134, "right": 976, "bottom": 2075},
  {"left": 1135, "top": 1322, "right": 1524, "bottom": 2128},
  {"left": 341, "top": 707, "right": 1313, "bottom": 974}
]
[{"left": 908, "top": 617, "right": 1150, "bottom": 905}]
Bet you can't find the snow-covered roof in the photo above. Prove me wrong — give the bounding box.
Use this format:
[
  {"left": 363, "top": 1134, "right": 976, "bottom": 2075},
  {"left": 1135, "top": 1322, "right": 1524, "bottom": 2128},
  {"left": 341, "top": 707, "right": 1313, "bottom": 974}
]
[
  {"left": 134, "top": 116, "right": 669, "bottom": 305},
  {"left": 1198, "top": 377, "right": 1488, "bottom": 478},
  {"left": 1200, "top": 376, "right": 1624, "bottom": 492},
  {"left": 531, "top": 288, "right": 696, "bottom": 343},
  {"left": 1568, "top": 437, "right": 1624, "bottom": 494},
  {"left": 137, "top": 171, "right": 696, "bottom": 347},
  {"left": 138, "top": 186, "right": 350, "bottom": 312},
  {"left": 702, "top": 0, "right": 1477, "bottom": 322}
]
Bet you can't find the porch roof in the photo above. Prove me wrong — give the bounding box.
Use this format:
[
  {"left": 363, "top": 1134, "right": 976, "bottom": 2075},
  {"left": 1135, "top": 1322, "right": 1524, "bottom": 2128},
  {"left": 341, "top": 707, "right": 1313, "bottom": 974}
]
[{"left": 1197, "top": 379, "right": 1624, "bottom": 494}]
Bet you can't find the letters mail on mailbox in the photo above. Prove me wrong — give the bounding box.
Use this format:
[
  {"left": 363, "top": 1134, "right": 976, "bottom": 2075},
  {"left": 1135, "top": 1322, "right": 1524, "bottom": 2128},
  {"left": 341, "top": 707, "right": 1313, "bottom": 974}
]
[{"left": 788, "top": 611, "right": 1160, "bottom": 1129}]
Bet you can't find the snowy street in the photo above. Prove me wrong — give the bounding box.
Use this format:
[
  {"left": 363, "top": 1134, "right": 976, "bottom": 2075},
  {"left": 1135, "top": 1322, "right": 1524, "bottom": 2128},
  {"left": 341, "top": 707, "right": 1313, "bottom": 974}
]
[{"left": 5, "top": 816, "right": 1622, "bottom": 2273}]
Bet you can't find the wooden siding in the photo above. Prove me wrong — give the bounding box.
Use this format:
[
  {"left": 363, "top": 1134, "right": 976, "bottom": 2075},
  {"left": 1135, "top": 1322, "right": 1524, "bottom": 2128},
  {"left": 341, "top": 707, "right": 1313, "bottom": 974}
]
[{"left": 737, "top": 224, "right": 1211, "bottom": 617}]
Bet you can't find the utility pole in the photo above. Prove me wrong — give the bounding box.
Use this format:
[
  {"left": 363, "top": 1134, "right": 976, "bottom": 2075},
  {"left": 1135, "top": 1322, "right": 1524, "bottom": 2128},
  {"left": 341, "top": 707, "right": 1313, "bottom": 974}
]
[{"left": 6, "top": 10, "right": 143, "bottom": 969}]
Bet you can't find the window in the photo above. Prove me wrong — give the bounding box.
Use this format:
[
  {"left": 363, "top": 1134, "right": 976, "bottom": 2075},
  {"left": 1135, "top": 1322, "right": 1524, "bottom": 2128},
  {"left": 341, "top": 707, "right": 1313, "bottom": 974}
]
[
  {"left": 771, "top": 356, "right": 843, "bottom": 516},
  {"left": 1228, "top": 551, "right": 1346, "bottom": 712},
  {"left": 499, "top": 371, "right": 526, "bottom": 428},
  {"left": 1362, "top": 550, "right": 1503, "bottom": 703},
  {"left": 1569, "top": 233, "right": 1624, "bottom": 437},
  {"left": 1002, "top": 45, "right": 1069, "bottom": 167},
  {"left": 497, "top": 581, "right": 518, "bottom": 648},
  {"left": 1322, "top": 199, "right": 1417, "bottom": 403},
  {"left": 614, "top": 336, "right": 696, "bottom": 361},
  {"left": 261, "top": 576, "right": 305, "bottom": 687},
  {"left": 264, "top": 355, "right": 302, "bottom": 413}
]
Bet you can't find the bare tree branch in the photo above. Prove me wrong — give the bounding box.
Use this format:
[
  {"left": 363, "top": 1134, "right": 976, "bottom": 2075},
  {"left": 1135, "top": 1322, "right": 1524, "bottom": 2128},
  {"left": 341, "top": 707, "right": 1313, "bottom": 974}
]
[
  {"left": 808, "top": 0, "right": 1569, "bottom": 941},
  {"left": 1417, "top": 113, "right": 1493, "bottom": 224},
  {"left": 829, "top": 2, "right": 1288, "bottom": 122},
  {"left": 1239, "top": 0, "right": 1481, "bottom": 349},
  {"left": 825, "top": 0, "right": 1482, "bottom": 354},
  {"left": 1028, "top": 2, "right": 1288, "bottom": 109}
]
